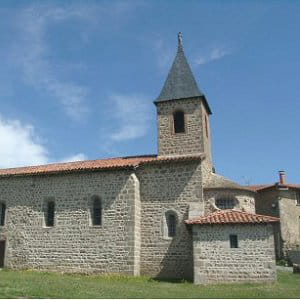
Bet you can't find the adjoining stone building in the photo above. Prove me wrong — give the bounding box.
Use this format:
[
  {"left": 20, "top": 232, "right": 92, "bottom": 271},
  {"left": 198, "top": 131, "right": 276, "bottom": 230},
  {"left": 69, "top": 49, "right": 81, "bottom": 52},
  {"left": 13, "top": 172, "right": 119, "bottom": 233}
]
[
  {"left": 250, "top": 171, "right": 300, "bottom": 260},
  {"left": 0, "top": 33, "right": 279, "bottom": 284},
  {"left": 186, "top": 210, "right": 278, "bottom": 284}
]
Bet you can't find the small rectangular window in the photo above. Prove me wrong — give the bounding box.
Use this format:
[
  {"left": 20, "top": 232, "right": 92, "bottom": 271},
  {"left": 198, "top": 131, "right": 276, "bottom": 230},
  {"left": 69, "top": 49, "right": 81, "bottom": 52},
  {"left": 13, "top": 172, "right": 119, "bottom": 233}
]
[
  {"left": 0, "top": 203, "right": 6, "bottom": 226},
  {"left": 45, "top": 201, "right": 55, "bottom": 227},
  {"left": 92, "top": 197, "right": 102, "bottom": 226},
  {"left": 230, "top": 234, "right": 238, "bottom": 248}
]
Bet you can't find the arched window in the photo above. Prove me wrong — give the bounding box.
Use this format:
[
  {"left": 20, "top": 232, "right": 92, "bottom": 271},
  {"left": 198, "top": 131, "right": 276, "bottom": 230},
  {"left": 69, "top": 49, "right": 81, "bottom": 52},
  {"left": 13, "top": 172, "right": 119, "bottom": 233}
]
[
  {"left": 216, "top": 198, "right": 235, "bottom": 210},
  {"left": 173, "top": 111, "right": 185, "bottom": 133},
  {"left": 92, "top": 197, "right": 102, "bottom": 226},
  {"left": 0, "top": 203, "right": 6, "bottom": 226},
  {"left": 45, "top": 201, "right": 55, "bottom": 227},
  {"left": 166, "top": 212, "right": 177, "bottom": 237}
]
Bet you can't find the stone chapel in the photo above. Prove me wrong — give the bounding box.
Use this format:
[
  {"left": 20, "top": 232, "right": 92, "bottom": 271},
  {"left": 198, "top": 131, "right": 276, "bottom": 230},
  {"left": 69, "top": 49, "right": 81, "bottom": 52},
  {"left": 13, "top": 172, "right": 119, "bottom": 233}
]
[{"left": 0, "top": 33, "right": 280, "bottom": 284}]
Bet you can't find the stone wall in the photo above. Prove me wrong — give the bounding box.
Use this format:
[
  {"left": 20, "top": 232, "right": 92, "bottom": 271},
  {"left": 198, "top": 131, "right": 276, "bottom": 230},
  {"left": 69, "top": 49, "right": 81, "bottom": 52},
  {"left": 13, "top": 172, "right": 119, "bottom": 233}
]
[
  {"left": 156, "top": 98, "right": 206, "bottom": 157},
  {"left": 127, "top": 173, "right": 141, "bottom": 276},
  {"left": 256, "top": 188, "right": 300, "bottom": 257},
  {"left": 255, "top": 188, "right": 282, "bottom": 258},
  {"left": 255, "top": 189, "right": 280, "bottom": 218},
  {"left": 278, "top": 190, "right": 300, "bottom": 253},
  {"left": 201, "top": 159, "right": 213, "bottom": 186},
  {"left": 0, "top": 170, "right": 140, "bottom": 274},
  {"left": 204, "top": 189, "right": 256, "bottom": 214},
  {"left": 137, "top": 160, "right": 203, "bottom": 280},
  {"left": 192, "top": 223, "right": 277, "bottom": 284},
  {"left": 0, "top": 158, "right": 203, "bottom": 279}
]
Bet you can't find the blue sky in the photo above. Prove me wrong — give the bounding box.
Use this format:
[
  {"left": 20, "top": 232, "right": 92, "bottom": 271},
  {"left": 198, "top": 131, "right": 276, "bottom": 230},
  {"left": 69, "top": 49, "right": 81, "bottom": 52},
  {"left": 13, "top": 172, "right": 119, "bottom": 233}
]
[{"left": 0, "top": 0, "right": 299, "bottom": 184}]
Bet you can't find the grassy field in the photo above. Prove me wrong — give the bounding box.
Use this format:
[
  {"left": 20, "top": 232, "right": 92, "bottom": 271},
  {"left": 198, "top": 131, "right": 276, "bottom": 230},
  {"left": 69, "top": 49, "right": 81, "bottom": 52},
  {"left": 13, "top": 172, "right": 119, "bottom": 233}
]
[{"left": 0, "top": 269, "right": 299, "bottom": 298}]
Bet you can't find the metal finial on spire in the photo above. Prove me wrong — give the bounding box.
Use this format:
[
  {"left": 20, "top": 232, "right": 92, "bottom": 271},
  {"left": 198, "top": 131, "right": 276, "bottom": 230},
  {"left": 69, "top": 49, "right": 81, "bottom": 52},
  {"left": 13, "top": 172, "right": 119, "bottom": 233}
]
[{"left": 178, "top": 32, "right": 183, "bottom": 48}]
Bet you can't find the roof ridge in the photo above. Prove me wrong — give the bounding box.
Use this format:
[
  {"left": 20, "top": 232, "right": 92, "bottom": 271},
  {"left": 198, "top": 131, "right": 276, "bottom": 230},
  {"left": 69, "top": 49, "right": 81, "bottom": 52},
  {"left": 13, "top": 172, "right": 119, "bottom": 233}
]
[
  {"left": 0, "top": 155, "right": 158, "bottom": 172},
  {"left": 247, "top": 183, "right": 300, "bottom": 191},
  {"left": 204, "top": 173, "right": 255, "bottom": 192},
  {"left": 185, "top": 209, "right": 280, "bottom": 225},
  {"left": 215, "top": 209, "right": 279, "bottom": 219},
  {"left": 0, "top": 154, "right": 204, "bottom": 178}
]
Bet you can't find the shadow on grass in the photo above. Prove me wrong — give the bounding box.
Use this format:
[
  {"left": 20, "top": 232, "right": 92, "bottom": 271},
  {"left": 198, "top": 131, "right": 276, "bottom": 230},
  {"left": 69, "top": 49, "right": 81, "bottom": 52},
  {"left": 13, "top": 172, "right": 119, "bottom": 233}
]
[{"left": 151, "top": 277, "right": 192, "bottom": 284}]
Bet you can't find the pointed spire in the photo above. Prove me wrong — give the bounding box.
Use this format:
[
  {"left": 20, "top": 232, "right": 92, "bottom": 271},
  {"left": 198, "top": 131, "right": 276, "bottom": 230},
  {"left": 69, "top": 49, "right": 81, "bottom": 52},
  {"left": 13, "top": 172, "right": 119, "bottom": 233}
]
[{"left": 156, "top": 32, "right": 204, "bottom": 103}]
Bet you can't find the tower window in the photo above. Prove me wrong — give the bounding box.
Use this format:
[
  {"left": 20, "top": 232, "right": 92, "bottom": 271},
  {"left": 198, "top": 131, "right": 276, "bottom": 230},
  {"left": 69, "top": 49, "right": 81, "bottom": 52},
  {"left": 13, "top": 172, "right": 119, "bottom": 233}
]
[
  {"left": 205, "top": 115, "right": 209, "bottom": 138},
  {"left": 230, "top": 234, "right": 238, "bottom": 248},
  {"left": 0, "top": 203, "right": 6, "bottom": 226},
  {"left": 45, "top": 201, "right": 55, "bottom": 227},
  {"left": 216, "top": 198, "right": 235, "bottom": 210},
  {"left": 166, "top": 212, "right": 177, "bottom": 237},
  {"left": 173, "top": 111, "right": 185, "bottom": 133},
  {"left": 92, "top": 197, "right": 102, "bottom": 226}
]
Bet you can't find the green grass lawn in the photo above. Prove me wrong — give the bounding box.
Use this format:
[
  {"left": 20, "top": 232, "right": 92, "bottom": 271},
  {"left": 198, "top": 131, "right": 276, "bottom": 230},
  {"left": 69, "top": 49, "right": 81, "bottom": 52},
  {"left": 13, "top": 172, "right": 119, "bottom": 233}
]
[{"left": 0, "top": 269, "right": 299, "bottom": 298}]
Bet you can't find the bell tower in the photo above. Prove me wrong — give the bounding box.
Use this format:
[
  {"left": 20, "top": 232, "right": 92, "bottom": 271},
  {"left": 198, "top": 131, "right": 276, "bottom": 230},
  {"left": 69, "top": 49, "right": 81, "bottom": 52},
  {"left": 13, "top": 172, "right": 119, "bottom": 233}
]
[{"left": 155, "top": 33, "right": 213, "bottom": 169}]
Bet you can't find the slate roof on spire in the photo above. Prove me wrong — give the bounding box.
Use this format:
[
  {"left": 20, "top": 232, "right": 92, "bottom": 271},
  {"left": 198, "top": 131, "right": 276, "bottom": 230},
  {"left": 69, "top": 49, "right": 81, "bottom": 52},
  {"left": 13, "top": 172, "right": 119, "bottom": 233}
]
[{"left": 156, "top": 33, "right": 211, "bottom": 114}]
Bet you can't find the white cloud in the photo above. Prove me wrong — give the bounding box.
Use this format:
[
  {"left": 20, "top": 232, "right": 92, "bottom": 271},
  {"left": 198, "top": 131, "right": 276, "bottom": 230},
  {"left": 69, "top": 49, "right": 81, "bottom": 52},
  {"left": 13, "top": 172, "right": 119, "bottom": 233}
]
[
  {"left": 12, "top": 2, "right": 142, "bottom": 120},
  {"left": 0, "top": 116, "right": 48, "bottom": 168},
  {"left": 12, "top": 4, "right": 94, "bottom": 120},
  {"left": 59, "top": 153, "right": 88, "bottom": 163},
  {"left": 99, "top": 93, "right": 152, "bottom": 154},
  {"left": 0, "top": 115, "right": 88, "bottom": 168},
  {"left": 153, "top": 36, "right": 174, "bottom": 71},
  {"left": 108, "top": 93, "right": 151, "bottom": 142},
  {"left": 194, "top": 47, "right": 232, "bottom": 65}
]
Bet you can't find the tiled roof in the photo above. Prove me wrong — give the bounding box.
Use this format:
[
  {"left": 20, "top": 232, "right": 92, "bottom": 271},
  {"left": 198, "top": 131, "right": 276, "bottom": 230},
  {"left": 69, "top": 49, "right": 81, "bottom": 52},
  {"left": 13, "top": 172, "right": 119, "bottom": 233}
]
[
  {"left": 185, "top": 209, "right": 279, "bottom": 225},
  {"left": 0, "top": 154, "right": 204, "bottom": 178},
  {"left": 246, "top": 185, "right": 271, "bottom": 192},
  {"left": 285, "top": 184, "right": 300, "bottom": 189},
  {"left": 204, "top": 173, "right": 255, "bottom": 192},
  {"left": 247, "top": 184, "right": 300, "bottom": 192}
]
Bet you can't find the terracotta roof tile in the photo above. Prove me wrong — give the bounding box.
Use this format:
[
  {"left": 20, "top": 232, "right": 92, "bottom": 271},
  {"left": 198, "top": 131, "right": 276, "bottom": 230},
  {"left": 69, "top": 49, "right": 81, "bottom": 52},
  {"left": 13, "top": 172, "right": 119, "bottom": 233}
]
[
  {"left": 0, "top": 154, "right": 204, "bottom": 177},
  {"left": 247, "top": 184, "right": 300, "bottom": 192},
  {"left": 246, "top": 185, "right": 272, "bottom": 192},
  {"left": 185, "top": 209, "right": 279, "bottom": 225},
  {"left": 282, "top": 184, "right": 300, "bottom": 190}
]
